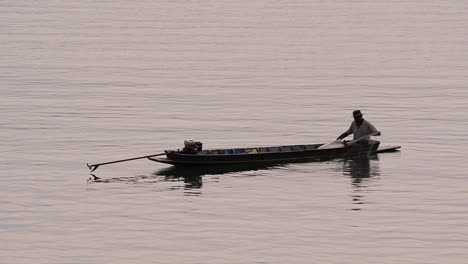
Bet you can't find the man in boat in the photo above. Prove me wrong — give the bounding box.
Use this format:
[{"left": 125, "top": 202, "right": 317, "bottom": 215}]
[{"left": 337, "top": 110, "right": 381, "bottom": 146}]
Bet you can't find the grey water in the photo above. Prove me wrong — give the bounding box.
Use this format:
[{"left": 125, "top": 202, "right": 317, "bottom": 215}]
[{"left": 1, "top": 1, "right": 468, "bottom": 263}]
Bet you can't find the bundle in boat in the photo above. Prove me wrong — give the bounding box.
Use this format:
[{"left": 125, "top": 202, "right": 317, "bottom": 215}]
[{"left": 317, "top": 140, "right": 345, "bottom": 150}]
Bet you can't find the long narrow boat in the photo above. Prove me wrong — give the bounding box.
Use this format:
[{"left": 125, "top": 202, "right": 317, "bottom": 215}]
[{"left": 148, "top": 140, "right": 401, "bottom": 166}]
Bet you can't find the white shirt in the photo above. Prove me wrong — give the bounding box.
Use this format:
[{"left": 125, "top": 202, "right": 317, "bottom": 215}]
[{"left": 346, "top": 119, "right": 378, "bottom": 140}]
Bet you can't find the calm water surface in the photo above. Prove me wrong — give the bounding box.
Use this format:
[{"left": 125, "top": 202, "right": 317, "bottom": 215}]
[{"left": 1, "top": 1, "right": 468, "bottom": 263}]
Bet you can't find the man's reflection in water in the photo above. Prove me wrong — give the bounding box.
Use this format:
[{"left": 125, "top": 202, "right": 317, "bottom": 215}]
[{"left": 342, "top": 155, "right": 380, "bottom": 210}]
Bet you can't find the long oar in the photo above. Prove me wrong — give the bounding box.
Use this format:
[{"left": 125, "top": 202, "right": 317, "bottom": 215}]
[{"left": 87, "top": 153, "right": 165, "bottom": 172}]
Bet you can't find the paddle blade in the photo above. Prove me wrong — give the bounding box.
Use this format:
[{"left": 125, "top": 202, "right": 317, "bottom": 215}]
[{"left": 87, "top": 163, "right": 99, "bottom": 172}]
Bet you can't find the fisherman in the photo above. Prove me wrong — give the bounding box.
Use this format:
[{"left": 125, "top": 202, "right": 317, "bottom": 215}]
[{"left": 337, "top": 110, "right": 381, "bottom": 146}]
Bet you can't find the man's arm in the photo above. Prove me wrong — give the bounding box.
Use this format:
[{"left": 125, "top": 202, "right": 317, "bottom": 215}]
[
  {"left": 337, "top": 131, "right": 351, "bottom": 140},
  {"left": 367, "top": 121, "right": 381, "bottom": 136},
  {"left": 337, "top": 122, "right": 354, "bottom": 140}
]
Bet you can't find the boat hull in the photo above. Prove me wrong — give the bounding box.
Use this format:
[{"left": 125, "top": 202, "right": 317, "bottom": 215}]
[{"left": 149, "top": 141, "right": 399, "bottom": 166}]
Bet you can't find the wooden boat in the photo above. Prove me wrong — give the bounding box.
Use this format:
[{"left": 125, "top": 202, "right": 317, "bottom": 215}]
[{"left": 148, "top": 140, "right": 400, "bottom": 166}]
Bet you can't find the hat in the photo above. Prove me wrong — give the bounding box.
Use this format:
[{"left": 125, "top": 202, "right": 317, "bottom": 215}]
[{"left": 352, "top": 110, "right": 363, "bottom": 117}]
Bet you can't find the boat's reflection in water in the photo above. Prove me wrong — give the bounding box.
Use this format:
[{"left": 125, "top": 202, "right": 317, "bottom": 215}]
[
  {"left": 154, "top": 163, "right": 278, "bottom": 189},
  {"left": 90, "top": 156, "right": 382, "bottom": 201},
  {"left": 155, "top": 163, "right": 278, "bottom": 178},
  {"left": 156, "top": 155, "right": 382, "bottom": 202},
  {"left": 156, "top": 155, "right": 380, "bottom": 183},
  {"left": 87, "top": 163, "right": 276, "bottom": 195}
]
